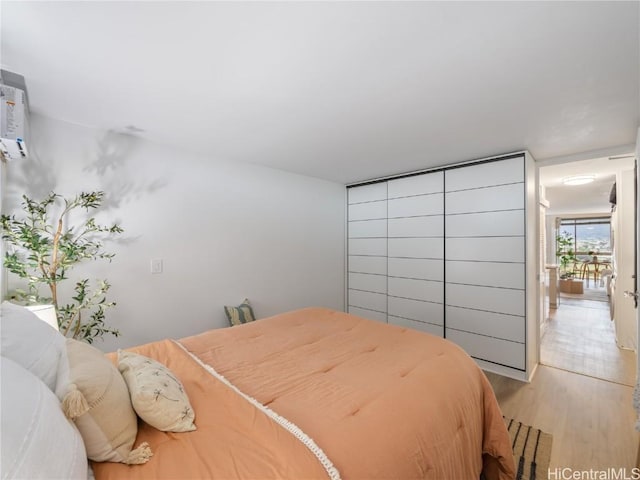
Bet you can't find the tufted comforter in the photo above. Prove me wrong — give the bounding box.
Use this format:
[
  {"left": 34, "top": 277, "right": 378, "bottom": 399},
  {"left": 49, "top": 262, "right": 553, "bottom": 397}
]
[{"left": 95, "top": 307, "right": 515, "bottom": 479}]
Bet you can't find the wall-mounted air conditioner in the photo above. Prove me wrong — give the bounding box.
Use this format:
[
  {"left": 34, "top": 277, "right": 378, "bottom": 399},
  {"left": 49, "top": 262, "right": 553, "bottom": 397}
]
[{"left": 0, "top": 70, "right": 29, "bottom": 161}]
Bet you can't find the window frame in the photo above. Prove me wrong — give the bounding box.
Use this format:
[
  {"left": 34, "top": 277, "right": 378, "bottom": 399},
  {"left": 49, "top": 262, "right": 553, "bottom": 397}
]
[{"left": 558, "top": 216, "right": 612, "bottom": 258}]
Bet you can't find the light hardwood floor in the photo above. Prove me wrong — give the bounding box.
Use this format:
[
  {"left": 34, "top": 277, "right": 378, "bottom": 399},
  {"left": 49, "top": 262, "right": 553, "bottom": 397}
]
[
  {"left": 540, "top": 292, "right": 636, "bottom": 386},
  {"left": 487, "top": 366, "right": 638, "bottom": 470},
  {"left": 486, "top": 287, "right": 638, "bottom": 470}
]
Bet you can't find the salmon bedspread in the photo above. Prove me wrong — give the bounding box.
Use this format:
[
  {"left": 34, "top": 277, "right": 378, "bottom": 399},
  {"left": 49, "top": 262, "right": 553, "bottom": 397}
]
[{"left": 94, "top": 307, "right": 515, "bottom": 480}]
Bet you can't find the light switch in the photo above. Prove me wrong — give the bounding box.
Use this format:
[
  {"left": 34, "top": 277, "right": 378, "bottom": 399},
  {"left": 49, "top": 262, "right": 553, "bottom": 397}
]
[{"left": 151, "top": 258, "right": 163, "bottom": 274}]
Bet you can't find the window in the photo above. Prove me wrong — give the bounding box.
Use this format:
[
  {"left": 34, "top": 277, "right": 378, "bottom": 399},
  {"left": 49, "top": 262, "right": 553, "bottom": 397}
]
[{"left": 558, "top": 217, "right": 611, "bottom": 259}]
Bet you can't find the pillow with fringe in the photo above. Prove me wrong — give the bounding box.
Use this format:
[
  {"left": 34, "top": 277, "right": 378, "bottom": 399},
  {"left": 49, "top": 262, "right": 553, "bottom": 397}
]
[{"left": 60, "top": 339, "right": 152, "bottom": 465}]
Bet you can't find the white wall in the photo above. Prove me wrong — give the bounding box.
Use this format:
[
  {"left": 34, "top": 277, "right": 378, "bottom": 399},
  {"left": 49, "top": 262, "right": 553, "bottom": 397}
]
[
  {"left": 3, "top": 114, "right": 345, "bottom": 351},
  {"left": 526, "top": 152, "right": 539, "bottom": 378},
  {"left": 0, "top": 159, "right": 6, "bottom": 299},
  {"left": 612, "top": 167, "right": 636, "bottom": 350},
  {"left": 636, "top": 125, "right": 640, "bottom": 375}
]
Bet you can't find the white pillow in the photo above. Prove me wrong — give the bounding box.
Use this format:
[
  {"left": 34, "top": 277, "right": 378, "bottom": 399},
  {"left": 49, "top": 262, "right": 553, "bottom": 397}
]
[
  {"left": 118, "top": 350, "right": 196, "bottom": 433},
  {"left": 1, "top": 356, "right": 88, "bottom": 480},
  {"left": 0, "top": 301, "right": 66, "bottom": 394}
]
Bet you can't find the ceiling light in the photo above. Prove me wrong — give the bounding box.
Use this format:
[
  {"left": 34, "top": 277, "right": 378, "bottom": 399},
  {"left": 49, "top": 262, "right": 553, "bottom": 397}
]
[{"left": 562, "top": 175, "right": 595, "bottom": 186}]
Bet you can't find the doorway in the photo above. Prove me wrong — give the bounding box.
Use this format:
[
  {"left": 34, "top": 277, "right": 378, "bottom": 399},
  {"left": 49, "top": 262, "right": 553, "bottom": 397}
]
[{"left": 538, "top": 155, "right": 637, "bottom": 386}]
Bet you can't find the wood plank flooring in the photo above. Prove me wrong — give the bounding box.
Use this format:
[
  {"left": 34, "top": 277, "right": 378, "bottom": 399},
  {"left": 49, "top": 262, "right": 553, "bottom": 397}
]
[
  {"left": 541, "top": 289, "right": 636, "bottom": 386},
  {"left": 487, "top": 366, "right": 638, "bottom": 470},
  {"left": 487, "top": 286, "right": 638, "bottom": 470}
]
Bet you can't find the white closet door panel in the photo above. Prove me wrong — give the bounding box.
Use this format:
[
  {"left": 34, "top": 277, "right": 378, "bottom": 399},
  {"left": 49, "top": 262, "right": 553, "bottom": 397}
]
[
  {"left": 349, "top": 272, "right": 386, "bottom": 294},
  {"left": 388, "top": 296, "right": 443, "bottom": 325},
  {"left": 349, "top": 238, "right": 387, "bottom": 256},
  {"left": 446, "top": 210, "right": 524, "bottom": 237},
  {"left": 348, "top": 306, "right": 387, "bottom": 323},
  {"left": 388, "top": 216, "right": 443, "bottom": 238},
  {"left": 446, "top": 306, "right": 525, "bottom": 343},
  {"left": 388, "top": 194, "right": 443, "bottom": 218},
  {"left": 348, "top": 290, "right": 386, "bottom": 313},
  {"left": 446, "top": 284, "right": 525, "bottom": 316},
  {"left": 349, "top": 201, "right": 386, "bottom": 221},
  {"left": 348, "top": 256, "right": 387, "bottom": 275},
  {"left": 348, "top": 183, "right": 387, "bottom": 204},
  {"left": 446, "top": 237, "right": 524, "bottom": 263},
  {"left": 388, "top": 316, "right": 444, "bottom": 337},
  {"left": 348, "top": 219, "right": 387, "bottom": 238},
  {"left": 388, "top": 238, "right": 444, "bottom": 259},
  {"left": 446, "top": 329, "right": 525, "bottom": 370},
  {"left": 446, "top": 260, "right": 525, "bottom": 289},
  {"left": 445, "top": 183, "right": 524, "bottom": 214},
  {"left": 388, "top": 258, "right": 444, "bottom": 281},
  {"left": 445, "top": 157, "right": 524, "bottom": 192},
  {"left": 388, "top": 277, "right": 443, "bottom": 303},
  {"left": 387, "top": 172, "right": 443, "bottom": 198}
]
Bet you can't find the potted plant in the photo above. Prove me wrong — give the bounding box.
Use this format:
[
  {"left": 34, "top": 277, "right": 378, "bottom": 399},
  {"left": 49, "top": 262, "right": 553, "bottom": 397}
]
[
  {"left": 556, "top": 231, "right": 584, "bottom": 294},
  {"left": 1, "top": 191, "right": 123, "bottom": 343},
  {"left": 556, "top": 231, "right": 576, "bottom": 279}
]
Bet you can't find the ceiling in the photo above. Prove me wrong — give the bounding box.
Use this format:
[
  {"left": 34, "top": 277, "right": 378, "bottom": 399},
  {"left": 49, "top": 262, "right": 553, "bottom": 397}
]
[
  {"left": 1, "top": 1, "right": 638, "bottom": 184},
  {"left": 539, "top": 155, "right": 635, "bottom": 215}
]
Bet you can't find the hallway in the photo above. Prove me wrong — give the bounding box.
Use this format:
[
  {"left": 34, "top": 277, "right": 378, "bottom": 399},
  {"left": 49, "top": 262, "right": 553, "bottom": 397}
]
[{"left": 540, "top": 286, "right": 636, "bottom": 386}]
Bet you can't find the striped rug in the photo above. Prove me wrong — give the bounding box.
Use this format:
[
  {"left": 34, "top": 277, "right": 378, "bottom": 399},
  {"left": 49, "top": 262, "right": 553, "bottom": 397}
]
[{"left": 505, "top": 417, "right": 553, "bottom": 480}]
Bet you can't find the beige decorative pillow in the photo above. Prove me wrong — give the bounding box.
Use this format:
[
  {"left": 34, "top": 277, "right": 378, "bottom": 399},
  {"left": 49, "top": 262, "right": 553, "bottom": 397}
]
[
  {"left": 60, "top": 339, "right": 152, "bottom": 464},
  {"left": 118, "top": 350, "right": 196, "bottom": 433}
]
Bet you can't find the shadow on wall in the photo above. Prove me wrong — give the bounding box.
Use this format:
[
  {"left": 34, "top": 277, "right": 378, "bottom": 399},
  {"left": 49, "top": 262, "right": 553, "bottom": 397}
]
[
  {"left": 4, "top": 145, "right": 58, "bottom": 204},
  {"left": 4, "top": 129, "right": 168, "bottom": 246},
  {"left": 83, "top": 130, "right": 168, "bottom": 211}
]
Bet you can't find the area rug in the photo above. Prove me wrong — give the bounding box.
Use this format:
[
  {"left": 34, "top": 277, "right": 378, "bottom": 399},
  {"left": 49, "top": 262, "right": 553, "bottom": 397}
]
[
  {"left": 560, "top": 285, "right": 609, "bottom": 306},
  {"left": 505, "top": 417, "right": 552, "bottom": 480}
]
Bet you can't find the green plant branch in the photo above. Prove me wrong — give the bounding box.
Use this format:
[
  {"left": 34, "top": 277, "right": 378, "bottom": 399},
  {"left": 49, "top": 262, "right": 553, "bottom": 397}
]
[{"left": 1, "top": 191, "right": 123, "bottom": 343}]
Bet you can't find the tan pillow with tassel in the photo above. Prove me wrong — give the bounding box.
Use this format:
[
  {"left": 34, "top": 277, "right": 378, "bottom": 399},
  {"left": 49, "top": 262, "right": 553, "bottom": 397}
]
[{"left": 60, "top": 339, "right": 152, "bottom": 465}]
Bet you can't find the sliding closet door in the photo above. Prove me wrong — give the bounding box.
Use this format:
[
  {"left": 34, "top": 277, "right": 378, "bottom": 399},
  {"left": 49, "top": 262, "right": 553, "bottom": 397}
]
[
  {"left": 387, "top": 173, "right": 444, "bottom": 337},
  {"left": 347, "top": 183, "right": 387, "bottom": 322},
  {"left": 444, "top": 157, "right": 526, "bottom": 370}
]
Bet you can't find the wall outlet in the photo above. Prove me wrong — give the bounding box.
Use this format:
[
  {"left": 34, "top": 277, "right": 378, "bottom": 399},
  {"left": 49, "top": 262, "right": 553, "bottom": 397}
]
[{"left": 151, "top": 258, "right": 163, "bottom": 274}]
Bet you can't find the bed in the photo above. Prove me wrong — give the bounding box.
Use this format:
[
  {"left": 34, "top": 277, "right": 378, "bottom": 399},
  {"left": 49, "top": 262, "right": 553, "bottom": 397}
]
[{"left": 1, "top": 304, "right": 515, "bottom": 479}]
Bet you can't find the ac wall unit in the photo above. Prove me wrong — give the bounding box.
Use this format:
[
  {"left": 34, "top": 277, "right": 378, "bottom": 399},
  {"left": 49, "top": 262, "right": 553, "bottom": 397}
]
[{"left": 0, "top": 70, "right": 29, "bottom": 161}]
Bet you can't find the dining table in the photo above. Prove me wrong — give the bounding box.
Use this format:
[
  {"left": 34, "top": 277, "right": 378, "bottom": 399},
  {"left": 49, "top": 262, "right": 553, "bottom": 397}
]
[{"left": 579, "top": 258, "right": 611, "bottom": 287}]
